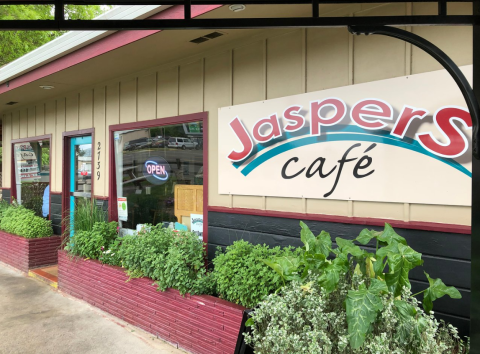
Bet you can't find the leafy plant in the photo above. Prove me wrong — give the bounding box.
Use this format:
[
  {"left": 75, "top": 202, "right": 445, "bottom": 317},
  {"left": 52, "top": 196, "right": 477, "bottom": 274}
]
[
  {"left": 0, "top": 203, "right": 52, "bottom": 238},
  {"left": 212, "top": 240, "right": 302, "bottom": 308},
  {"left": 63, "top": 198, "right": 107, "bottom": 236},
  {"left": 118, "top": 225, "right": 213, "bottom": 295},
  {"left": 244, "top": 276, "right": 468, "bottom": 354},
  {"left": 69, "top": 221, "right": 118, "bottom": 259},
  {"left": 260, "top": 222, "right": 463, "bottom": 351}
]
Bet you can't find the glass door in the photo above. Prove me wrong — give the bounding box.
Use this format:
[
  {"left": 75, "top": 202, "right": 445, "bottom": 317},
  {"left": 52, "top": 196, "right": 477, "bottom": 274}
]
[{"left": 70, "top": 136, "right": 92, "bottom": 235}]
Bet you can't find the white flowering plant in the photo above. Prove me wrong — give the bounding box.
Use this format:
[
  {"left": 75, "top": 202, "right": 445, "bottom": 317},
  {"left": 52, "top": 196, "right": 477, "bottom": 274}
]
[{"left": 245, "top": 222, "right": 468, "bottom": 353}]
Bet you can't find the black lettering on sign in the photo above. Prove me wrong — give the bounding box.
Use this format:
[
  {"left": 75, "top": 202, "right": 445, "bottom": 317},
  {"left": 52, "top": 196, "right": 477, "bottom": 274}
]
[
  {"left": 280, "top": 143, "right": 376, "bottom": 198},
  {"left": 97, "top": 141, "right": 101, "bottom": 180}
]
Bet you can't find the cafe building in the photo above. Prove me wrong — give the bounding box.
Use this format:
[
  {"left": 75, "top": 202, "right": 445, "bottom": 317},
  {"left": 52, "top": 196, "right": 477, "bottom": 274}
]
[{"left": 0, "top": 1, "right": 473, "bottom": 338}]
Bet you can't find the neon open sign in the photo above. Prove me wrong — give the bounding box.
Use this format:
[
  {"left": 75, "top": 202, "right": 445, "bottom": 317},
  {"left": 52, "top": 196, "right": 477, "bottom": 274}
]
[{"left": 142, "top": 157, "right": 171, "bottom": 185}]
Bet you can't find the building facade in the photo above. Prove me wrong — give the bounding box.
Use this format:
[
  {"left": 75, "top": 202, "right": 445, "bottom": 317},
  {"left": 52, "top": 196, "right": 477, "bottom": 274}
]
[{"left": 0, "top": 2, "right": 473, "bottom": 335}]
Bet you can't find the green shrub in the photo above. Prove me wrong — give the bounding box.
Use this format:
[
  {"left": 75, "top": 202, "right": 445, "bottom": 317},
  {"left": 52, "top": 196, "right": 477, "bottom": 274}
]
[
  {"left": 118, "top": 225, "right": 213, "bottom": 295},
  {"left": 0, "top": 200, "right": 10, "bottom": 219},
  {"left": 0, "top": 204, "right": 52, "bottom": 238},
  {"left": 212, "top": 240, "right": 302, "bottom": 308},
  {"left": 69, "top": 221, "right": 118, "bottom": 259},
  {"left": 245, "top": 276, "right": 468, "bottom": 354},
  {"left": 63, "top": 199, "right": 107, "bottom": 236},
  {"left": 99, "top": 238, "right": 123, "bottom": 267},
  {"left": 245, "top": 222, "right": 468, "bottom": 353}
]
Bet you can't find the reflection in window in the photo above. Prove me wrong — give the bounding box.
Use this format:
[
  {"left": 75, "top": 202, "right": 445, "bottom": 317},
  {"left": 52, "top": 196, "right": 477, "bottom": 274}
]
[
  {"left": 114, "top": 122, "right": 203, "bottom": 237},
  {"left": 13, "top": 140, "right": 50, "bottom": 218}
]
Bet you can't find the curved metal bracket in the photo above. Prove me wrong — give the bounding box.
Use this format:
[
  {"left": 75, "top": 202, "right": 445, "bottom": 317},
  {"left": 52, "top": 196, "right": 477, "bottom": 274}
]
[{"left": 348, "top": 25, "right": 480, "bottom": 160}]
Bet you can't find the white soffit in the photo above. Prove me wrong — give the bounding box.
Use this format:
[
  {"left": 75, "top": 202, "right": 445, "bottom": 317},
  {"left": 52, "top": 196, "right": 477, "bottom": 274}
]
[{"left": 0, "top": 5, "right": 167, "bottom": 84}]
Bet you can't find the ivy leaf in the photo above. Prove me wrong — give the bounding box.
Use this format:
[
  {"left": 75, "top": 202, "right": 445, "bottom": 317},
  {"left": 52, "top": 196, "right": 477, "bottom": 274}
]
[
  {"left": 346, "top": 279, "right": 387, "bottom": 349},
  {"left": 356, "top": 229, "right": 380, "bottom": 245},
  {"left": 336, "top": 237, "right": 365, "bottom": 257},
  {"left": 263, "top": 256, "right": 301, "bottom": 285},
  {"left": 423, "top": 271, "right": 462, "bottom": 314},
  {"left": 383, "top": 243, "right": 423, "bottom": 297},
  {"left": 377, "top": 223, "right": 407, "bottom": 245}
]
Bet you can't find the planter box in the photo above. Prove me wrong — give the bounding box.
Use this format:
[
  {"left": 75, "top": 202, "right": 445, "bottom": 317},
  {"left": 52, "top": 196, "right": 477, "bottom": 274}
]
[
  {"left": 58, "top": 251, "right": 245, "bottom": 354},
  {"left": 0, "top": 230, "right": 62, "bottom": 272}
]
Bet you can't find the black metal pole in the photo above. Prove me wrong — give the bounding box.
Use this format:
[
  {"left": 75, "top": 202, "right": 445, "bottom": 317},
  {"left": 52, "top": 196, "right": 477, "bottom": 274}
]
[
  {"left": 471, "top": 2, "right": 480, "bottom": 352},
  {"left": 348, "top": 25, "right": 480, "bottom": 160}
]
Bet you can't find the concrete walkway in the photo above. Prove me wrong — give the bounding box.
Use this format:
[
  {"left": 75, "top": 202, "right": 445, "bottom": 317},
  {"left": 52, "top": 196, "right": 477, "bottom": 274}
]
[{"left": 0, "top": 263, "right": 186, "bottom": 354}]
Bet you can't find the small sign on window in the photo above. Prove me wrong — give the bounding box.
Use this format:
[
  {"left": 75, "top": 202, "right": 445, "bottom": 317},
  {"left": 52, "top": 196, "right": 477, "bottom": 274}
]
[{"left": 117, "top": 197, "right": 128, "bottom": 221}]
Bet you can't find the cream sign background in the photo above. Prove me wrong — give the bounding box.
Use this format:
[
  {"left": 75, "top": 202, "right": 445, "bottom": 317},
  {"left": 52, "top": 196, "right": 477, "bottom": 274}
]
[{"left": 218, "top": 66, "right": 472, "bottom": 206}]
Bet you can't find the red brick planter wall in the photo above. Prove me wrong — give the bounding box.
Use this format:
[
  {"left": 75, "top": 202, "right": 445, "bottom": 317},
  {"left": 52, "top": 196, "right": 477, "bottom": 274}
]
[
  {"left": 58, "top": 251, "right": 245, "bottom": 354},
  {"left": 0, "top": 231, "right": 62, "bottom": 272}
]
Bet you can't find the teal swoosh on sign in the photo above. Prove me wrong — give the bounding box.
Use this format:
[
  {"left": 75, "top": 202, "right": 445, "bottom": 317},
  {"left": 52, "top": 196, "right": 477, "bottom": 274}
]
[{"left": 239, "top": 132, "right": 471, "bottom": 178}]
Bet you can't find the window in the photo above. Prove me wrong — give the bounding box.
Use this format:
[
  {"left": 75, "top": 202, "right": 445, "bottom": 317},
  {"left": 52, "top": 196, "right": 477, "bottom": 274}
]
[
  {"left": 13, "top": 139, "right": 50, "bottom": 218},
  {"left": 113, "top": 121, "right": 204, "bottom": 237}
]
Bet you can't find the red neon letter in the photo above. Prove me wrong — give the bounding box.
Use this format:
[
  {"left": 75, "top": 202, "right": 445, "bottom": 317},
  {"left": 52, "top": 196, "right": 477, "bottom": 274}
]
[
  {"left": 351, "top": 98, "right": 393, "bottom": 130},
  {"left": 417, "top": 106, "right": 472, "bottom": 158},
  {"left": 252, "top": 113, "right": 282, "bottom": 143},
  {"left": 227, "top": 117, "right": 254, "bottom": 162},
  {"left": 391, "top": 105, "right": 429, "bottom": 139},
  {"left": 310, "top": 97, "right": 346, "bottom": 136},
  {"left": 283, "top": 105, "right": 305, "bottom": 132}
]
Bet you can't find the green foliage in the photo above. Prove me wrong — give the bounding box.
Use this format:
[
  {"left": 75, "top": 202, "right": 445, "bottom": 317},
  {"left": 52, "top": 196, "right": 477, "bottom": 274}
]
[
  {"left": 118, "top": 226, "right": 213, "bottom": 295},
  {"left": 68, "top": 199, "right": 107, "bottom": 234},
  {"left": 346, "top": 279, "right": 388, "bottom": 349},
  {"left": 422, "top": 271, "right": 462, "bottom": 314},
  {"left": 0, "top": 5, "right": 109, "bottom": 66},
  {"left": 261, "top": 222, "right": 464, "bottom": 351},
  {"left": 0, "top": 203, "right": 52, "bottom": 238},
  {"left": 212, "top": 240, "right": 301, "bottom": 308},
  {"left": 69, "top": 221, "right": 118, "bottom": 259},
  {"left": 245, "top": 277, "right": 468, "bottom": 354}
]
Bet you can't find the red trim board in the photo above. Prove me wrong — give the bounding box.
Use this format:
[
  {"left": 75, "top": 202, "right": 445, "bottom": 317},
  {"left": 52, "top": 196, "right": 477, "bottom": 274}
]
[
  {"left": 0, "top": 5, "right": 221, "bottom": 95},
  {"left": 208, "top": 206, "right": 471, "bottom": 235}
]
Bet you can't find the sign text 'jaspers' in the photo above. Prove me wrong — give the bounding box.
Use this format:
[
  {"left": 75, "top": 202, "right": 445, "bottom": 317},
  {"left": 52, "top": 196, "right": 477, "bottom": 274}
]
[{"left": 218, "top": 66, "right": 473, "bottom": 206}]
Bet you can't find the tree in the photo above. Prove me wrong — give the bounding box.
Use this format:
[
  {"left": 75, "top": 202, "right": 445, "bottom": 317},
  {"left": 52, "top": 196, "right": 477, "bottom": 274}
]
[{"left": 0, "top": 5, "right": 109, "bottom": 67}]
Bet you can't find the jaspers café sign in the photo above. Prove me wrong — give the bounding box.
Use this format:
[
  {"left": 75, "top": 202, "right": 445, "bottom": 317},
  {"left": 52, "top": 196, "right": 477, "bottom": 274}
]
[{"left": 218, "top": 66, "right": 472, "bottom": 206}]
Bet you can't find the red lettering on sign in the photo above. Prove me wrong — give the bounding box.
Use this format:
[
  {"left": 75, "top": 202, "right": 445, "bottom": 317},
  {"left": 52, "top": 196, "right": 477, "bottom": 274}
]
[
  {"left": 351, "top": 98, "right": 393, "bottom": 130},
  {"left": 391, "top": 105, "right": 429, "bottom": 139},
  {"left": 283, "top": 105, "right": 305, "bottom": 132},
  {"left": 227, "top": 117, "right": 254, "bottom": 162},
  {"left": 310, "top": 97, "right": 346, "bottom": 136},
  {"left": 252, "top": 113, "right": 282, "bottom": 143},
  {"left": 417, "top": 106, "right": 472, "bottom": 158}
]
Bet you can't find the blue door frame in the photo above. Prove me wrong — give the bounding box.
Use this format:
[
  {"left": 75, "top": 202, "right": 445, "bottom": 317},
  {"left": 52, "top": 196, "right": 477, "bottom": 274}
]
[{"left": 70, "top": 136, "right": 92, "bottom": 236}]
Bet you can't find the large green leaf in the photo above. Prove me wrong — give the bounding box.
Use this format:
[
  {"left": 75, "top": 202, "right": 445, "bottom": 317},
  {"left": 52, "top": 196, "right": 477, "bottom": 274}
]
[
  {"left": 300, "top": 221, "right": 315, "bottom": 252},
  {"left": 315, "top": 230, "right": 332, "bottom": 257},
  {"left": 263, "top": 256, "right": 301, "bottom": 285},
  {"left": 382, "top": 243, "right": 423, "bottom": 297},
  {"left": 300, "top": 221, "right": 332, "bottom": 257},
  {"left": 423, "top": 271, "right": 462, "bottom": 314},
  {"left": 336, "top": 237, "right": 365, "bottom": 257},
  {"left": 394, "top": 300, "right": 425, "bottom": 343},
  {"left": 356, "top": 228, "right": 380, "bottom": 245},
  {"left": 317, "top": 255, "right": 349, "bottom": 293},
  {"left": 377, "top": 223, "right": 407, "bottom": 245},
  {"left": 346, "top": 279, "right": 388, "bottom": 349}
]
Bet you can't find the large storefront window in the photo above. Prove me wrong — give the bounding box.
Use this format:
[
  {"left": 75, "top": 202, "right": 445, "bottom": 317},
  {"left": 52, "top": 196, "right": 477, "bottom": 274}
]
[
  {"left": 114, "top": 122, "right": 203, "bottom": 236},
  {"left": 13, "top": 139, "right": 50, "bottom": 218}
]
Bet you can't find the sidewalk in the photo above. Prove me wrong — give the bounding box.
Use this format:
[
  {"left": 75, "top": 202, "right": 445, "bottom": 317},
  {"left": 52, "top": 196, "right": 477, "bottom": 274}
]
[{"left": 0, "top": 262, "right": 186, "bottom": 354}]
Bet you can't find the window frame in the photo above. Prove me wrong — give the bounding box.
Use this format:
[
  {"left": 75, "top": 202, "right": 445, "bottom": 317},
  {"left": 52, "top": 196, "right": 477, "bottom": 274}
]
[
  {"left": 10, "top": 134, "right": 52, "bottom": 216},
  {"left": 108, "top": 112, "right": 208, "bottom": 243}
]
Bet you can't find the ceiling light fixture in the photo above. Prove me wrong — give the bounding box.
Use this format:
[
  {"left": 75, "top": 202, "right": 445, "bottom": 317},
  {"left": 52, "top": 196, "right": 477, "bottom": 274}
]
[
  {"left": 229, "top": 4, "right": 246, "bottom": 12},
  {"left": 39, "top": 85, "right": 55, "bottom": 90}
]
